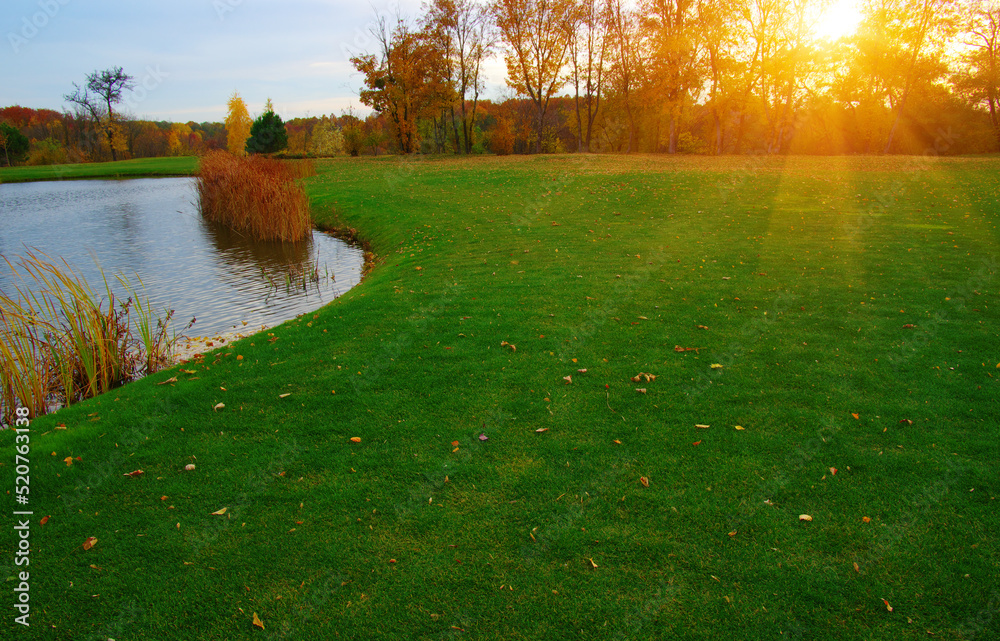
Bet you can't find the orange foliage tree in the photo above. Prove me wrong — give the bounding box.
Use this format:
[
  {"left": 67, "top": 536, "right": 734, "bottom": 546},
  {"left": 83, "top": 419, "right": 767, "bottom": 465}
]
[{"left": 352, "top": 16, "right": 454, "bottom": 154}]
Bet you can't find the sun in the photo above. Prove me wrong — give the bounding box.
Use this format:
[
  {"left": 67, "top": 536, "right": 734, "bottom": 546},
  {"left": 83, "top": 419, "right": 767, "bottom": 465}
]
[{"left": 813, "top": 0, "right": 864, "bottom": 42}]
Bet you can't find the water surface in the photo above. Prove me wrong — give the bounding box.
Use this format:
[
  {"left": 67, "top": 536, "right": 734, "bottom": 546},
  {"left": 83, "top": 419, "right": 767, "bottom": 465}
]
[{"left": 0, "top": 177, "right": 363, "bottom": 338}]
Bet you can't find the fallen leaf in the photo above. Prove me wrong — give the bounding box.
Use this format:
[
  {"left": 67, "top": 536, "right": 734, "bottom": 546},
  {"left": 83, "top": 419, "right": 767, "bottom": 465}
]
[
  {"left": 638, "top": 316, "right": 648, "bottom": 320},
  {"left": 853, "top": 562, "right": 860, "bottom": 573},
  {"left": 697, "top": 325, "right": 709, "bottom": 330},
  {"left": 882, "top": 599, "right": 893, "bottom": 612},
  {"left": 563, "top": 375, "right": 572, "bottom": 384},
  {"left": 899, "top": 419, "right": 913, "bottom": 425},
  {"left": 211, "top": 507, "right": 227, "bottom": 515},
  {"left": 829, "top": 467, "right": 838, "bottom": 475},
  {"left": 252, "top": 612, "right": 265, "bottom": 629},
  {"left": 577, "top": 368, "right": 587, "bottom": 374},
  {"left": 636, "top": 388, "right": 647, "bottom": 394},
  {"left": 902, "top": 324, "right": 915, "bottom": 329},
  {"left": 451, "top": 440, "right": 460, "bottom": 446},
  {"left": 184, "top": 464, "right": 196, "bottom": 471},
  {"left": 587, "top": 558, "right": 598, "bottom": 569},
  {"left": 692, "top": 440, "right": 701, "bottom": 446},
  {"left": 157, "top": 376, "right": 178, "bottom": 385},
  {"left": 237, "top": 354, "right": 243, "bottom": 360},
  {"left": 799, "top": 514, "right": 813, "bottom": 522},
  {"left": 82, "top": 536, "right": 98, "bottom": 551},
  {"left": 728, "top": 530, "right": 737, "bottom": 537},
  {"left": 613, "top": 439, "right": 621, "bottom": 445},
  {"left": 851, "top": 413, "right": 859, "bottom": 419},
  {"left": 535, "top": 428, "right": 549, "bottom": 433},
  {"left": 350, "top": 437, "right": 361, "bottom": 443},
  {"left": 64, "top": 456, "right": 73, "bottom": 466},
  {"left": 479, "top": 433, "right": 489, "bottom": 441},
  {"left": 123, "top": 469, "right": 144, "bottom": 478},
  {"left": 640, "top": 476, "right": 649, "bottom": 487},
  {"left": 213, "top": 403, "right": 225, "bottom": 412},
  {"left": 710, "top": 363, "right": 723, "bottom": 369},
  {"left": 734, "top": 425, "right": 745, "bottom": 430},
  {"left": 696, "top": 424, "right": 710, "bottom": 429},
  {"left": 862, "top": 516, "right": 871, "bottom": 523},
  {"left": 180, "top": 369, "right": 197, "bottom": 374},
  {"left": 40, "top": 515, "right": 50, "bottom": 526},
  {"left": 278, "top": 393, "right": 291, "bottom": 398}
]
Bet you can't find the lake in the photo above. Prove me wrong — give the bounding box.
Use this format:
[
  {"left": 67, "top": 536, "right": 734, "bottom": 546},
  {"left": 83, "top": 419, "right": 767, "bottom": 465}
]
[{"left": 0, "top": 177, "right": 363, "bottom": 340}]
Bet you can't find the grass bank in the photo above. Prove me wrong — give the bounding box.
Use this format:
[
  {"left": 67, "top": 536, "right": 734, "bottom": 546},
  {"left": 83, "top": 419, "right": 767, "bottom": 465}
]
[
  {"left": 1, "top": 155, "right": 997, "bottom": 640},
  {"left": 0, "top": 156, "right": 199, "bottom": 183}
]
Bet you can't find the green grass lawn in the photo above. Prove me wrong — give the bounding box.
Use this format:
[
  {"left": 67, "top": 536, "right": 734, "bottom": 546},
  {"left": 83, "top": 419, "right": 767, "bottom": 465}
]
[
  {"left": 2, "top": 155, "right": 997, "bottom": 640},
  {"left": 0, "top": 156, "right": 199, "bottom": 183}
]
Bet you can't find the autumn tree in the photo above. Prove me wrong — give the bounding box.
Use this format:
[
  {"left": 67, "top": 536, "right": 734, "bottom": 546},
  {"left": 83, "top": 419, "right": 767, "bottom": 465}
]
[
  {"left": 493, "top": 0, "right": 577, "bottom": 153},
  {"left": 424, "top": 0, "right": 495, "bottom": 153},
  {"left": 64, "top": 66, "right": 134, "bottom": 161},
  {"left": 568, "top": 0, "right": 609, "bottom": 151},
  {"left": 845, "top": 0, "right": 958, "bottom": 153},
  {"left": 225, "top": 92, "right": 253, "bottom": 156},
  {"left": 605, "top": 0, "right": 643, "bottom": 151},
  {"left": 310, "top": 117, "right": 344, "bottom": 156},
  {"left": 955, "top": 0, "right": 1000, "bottom": 147},
  {"left": 352, "top": 15, "right": 453, "bottom": 154}
]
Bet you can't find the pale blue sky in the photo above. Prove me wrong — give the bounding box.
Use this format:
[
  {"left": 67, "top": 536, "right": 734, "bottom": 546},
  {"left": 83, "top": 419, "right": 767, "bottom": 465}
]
[{"left": 2, "top": 0, "right": 505, "bottom": 122}]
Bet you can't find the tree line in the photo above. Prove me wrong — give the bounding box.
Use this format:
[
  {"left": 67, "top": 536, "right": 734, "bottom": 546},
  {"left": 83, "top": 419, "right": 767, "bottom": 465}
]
[
  {"left": 3, "top": 0, "right": 1000, "bottom": 165},
  {"left": 351, "top": 0, "right": 1000, "bottom": 155}
]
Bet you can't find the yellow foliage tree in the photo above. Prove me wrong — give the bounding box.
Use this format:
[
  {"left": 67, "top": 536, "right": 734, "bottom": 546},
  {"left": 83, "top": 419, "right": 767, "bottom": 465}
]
[{"left": 225, "top": 91, "right": 252, "bottom": 156}]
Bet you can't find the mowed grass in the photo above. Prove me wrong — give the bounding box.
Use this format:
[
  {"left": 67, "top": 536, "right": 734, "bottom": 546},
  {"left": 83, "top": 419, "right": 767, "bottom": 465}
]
[
  {"left": 0, "top": 156, "right": 199, "bottom": 183},
  {"left": 1, "top": 155, "right": 997, "bottom": 640}
]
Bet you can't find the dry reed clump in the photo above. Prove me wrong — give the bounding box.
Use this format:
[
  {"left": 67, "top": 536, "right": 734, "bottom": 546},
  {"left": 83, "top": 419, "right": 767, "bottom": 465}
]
[
  {"left": 197, "top": 151, "right": 313, "bottom": 242},
  {"left": 0, "top": 251, "right": 182, "bottom": 423}
]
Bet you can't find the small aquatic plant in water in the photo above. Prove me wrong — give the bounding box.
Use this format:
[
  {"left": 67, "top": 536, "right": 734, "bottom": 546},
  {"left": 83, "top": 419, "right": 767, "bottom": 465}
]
[{"left": 0, "top": 251, "right": 185, "bottom": 423}]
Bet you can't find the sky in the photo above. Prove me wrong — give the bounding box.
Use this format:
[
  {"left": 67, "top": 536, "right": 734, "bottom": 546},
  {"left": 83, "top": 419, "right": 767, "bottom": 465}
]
[
  {"left": 3, "top": 0, "right": 863, "bottom": 124},
  {"left": 2, "top": 0, "right": 509, "bottom": 123}
]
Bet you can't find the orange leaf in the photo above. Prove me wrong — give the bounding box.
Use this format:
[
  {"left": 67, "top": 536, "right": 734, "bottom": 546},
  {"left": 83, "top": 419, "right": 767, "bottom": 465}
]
[
  {"left": 350, "top": 437, "right": 361, "bottom": 443},
  {"left": 63, "top": 456, "right": 74, "bottom": 466},
  {"left": 123, "top": 469, "right": 144, "bottom": 478},
  {"left": 862, "top": 516, "right": 871, "bottom": 523},
  {"left": 692, "top": 440, "right": 702, "bottom": 446},
  {"left": 252, "top": 612, "right": 265, "bottom": 629},
  {"left": 40, "top": 515, "right": 50, "bottom": 526},
  {"left": 82, "top": 536, "right": 97, "bottom": 551},
  {"left": 851, "top": 413, "right": 859, "bottom": 419}
]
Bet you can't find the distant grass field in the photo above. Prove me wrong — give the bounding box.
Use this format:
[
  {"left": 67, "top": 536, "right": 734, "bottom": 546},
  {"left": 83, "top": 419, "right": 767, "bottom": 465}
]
[
  {"left": 1, "top": 155, "right": 997, "bottom": 640},
  {"left": 0, "top": 156, "right": 199, "bottom": 183}
]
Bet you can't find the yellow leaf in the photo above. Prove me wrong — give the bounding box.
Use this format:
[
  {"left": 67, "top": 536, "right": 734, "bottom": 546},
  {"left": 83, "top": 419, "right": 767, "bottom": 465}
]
[
  {"left": 696, "top": 424, "right": 710, "bottom": 429},
  {"left": 640, "top": 476, "right": 649, "bottom": 487},
  {"left": 211, "top": 507, "right": 227, "bottom": 516},
  {"left": 799, "top": 514, "right": 813, "bottom": 522},
  {"left": 278, "top": 393, "right": 291, "bottom": 398},
  {"left": 710, "top": 363, "right": 723, "bottom": 369},
  {"left": 587, "top": 558, "right": 598, "bottom": 569},
  {"left": 734, "top": 425, "right": 745, "bottom": 430},
  {"left": 64, "top": 456, "right": 73, "bottom": 466},
  {"left": 252, "top": 612, "right": 265, "bottom": 629}
]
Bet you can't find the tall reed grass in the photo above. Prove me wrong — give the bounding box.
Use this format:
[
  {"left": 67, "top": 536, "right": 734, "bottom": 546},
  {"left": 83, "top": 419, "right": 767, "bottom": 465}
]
[
  {"left": 0, "top": 251, "right": 181, "bottom": 423},
  {"left": 197, "top": 151, "right": 312, "bottom": 242}
]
